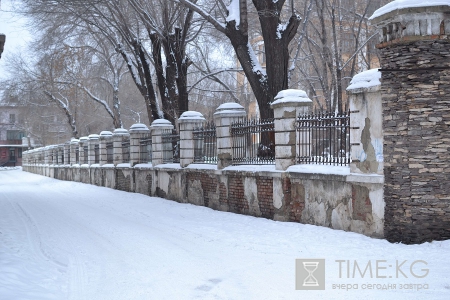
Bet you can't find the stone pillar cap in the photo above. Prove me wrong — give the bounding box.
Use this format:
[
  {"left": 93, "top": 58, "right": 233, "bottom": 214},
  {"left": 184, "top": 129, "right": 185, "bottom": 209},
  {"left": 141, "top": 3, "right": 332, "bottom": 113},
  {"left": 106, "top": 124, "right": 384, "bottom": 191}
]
[
  {"left": 88, "top": 134, "right": 100, "bottom": 140},
  {"left": 100, "top": 131, "right": 113, "bottom": 137},
  {"left": 346, "top": 68, "right": 381, "bottom": 93},
  {"left": 271, "top": 89, "right": 312, "bottom": 108},
  {"left": 179, "top": 111, "right": 205, "bottom": 121},
  {"left": 113, "top": 128, "right": 129, "bottom": 135},
  {"left": 79, "top": 136, "right": 89, "bottom": 142},
  {"left": 370, "top": 0, "right": 450, "bottom": 22},
  {"left": 70, "top": 139, "right": 80, "bottom": 144},
  {"left": 129, "top": 123, "right": 150, "bottom": 131},
  {"left": 214, "top": 102, "right": 246, "bottom": 117},
  {"left": 151, "top": 119, "right": 173, "bottom": 127}
]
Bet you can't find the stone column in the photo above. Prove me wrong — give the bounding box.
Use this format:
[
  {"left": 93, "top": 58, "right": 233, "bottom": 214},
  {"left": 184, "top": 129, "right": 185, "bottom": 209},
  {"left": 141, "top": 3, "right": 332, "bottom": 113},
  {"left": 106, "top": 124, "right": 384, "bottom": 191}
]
[
  {"left": 99, "top": 131, "right": 113, "bottom": 166},
  {"left": 178, "top": 111, "right": 206, "bottom": 167},
  {"left": 78, "top": 136, "right": 89, "bottom": 165},
  {"left": 57, "top": 144, "right": 64, "bottom": 165},
  {"left": 129, "top": 123, "right": 150, "bottom": 167},
  {"left": 64, "top": 142, "right": 70, "bottom": 165},
  {"left": 346, "top": 69, "right": 383, "bottom": 175},
  {"left": 371, "top": 3, "right": 450, "bottom": 243},
  {"left": 88, "top": 134, "right": 100, "bottom": 165},
  {"left": 112, "top": 128, "right": 129, "bottom": 165},
  {"left": 270, "top": 89, "right": 312, "bottom": 171},
  {"left": 70, "top": 139, "right": 79, "bottom": 165},
  {"left": 150, "top": 119, "right": 174, "bottom": 166},
  {"left": 213, "top": 103, "right": 247, "bottom": 169}
]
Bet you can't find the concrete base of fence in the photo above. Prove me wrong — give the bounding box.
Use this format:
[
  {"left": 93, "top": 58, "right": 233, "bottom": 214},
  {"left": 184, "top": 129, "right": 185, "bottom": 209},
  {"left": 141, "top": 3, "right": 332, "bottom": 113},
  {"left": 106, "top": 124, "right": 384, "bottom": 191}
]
[{"left": 23, "top": 163, "right": 385, "bottom": 238}]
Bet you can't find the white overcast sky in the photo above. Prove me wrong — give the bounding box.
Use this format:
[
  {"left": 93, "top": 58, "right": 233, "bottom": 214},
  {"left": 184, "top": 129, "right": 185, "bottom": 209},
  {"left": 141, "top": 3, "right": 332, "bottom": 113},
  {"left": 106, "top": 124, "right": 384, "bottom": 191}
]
[{"left": 0, "top": 0, "right": 31, "bottom": 80}]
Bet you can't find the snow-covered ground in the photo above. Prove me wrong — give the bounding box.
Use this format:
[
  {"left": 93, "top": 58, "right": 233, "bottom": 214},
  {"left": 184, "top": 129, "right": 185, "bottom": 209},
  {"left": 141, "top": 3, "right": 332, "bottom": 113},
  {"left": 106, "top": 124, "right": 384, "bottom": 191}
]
[{"left": 0, "top": 169, "right": 449, "bottom": 300}]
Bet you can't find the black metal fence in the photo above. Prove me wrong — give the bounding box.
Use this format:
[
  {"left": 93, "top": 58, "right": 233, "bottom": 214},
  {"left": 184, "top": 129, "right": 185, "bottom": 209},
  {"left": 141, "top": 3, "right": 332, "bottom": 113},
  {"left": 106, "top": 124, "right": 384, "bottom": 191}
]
[
  {"left": 122, "top": 140, "right": 130, "bottom": 163},
  {"left": 75, "top": 148, "right": 80, "bottom": 164},
  {"left": 230, "top": 118, "right": 275, "bottom": 165},
  {"left": 106, "top": 142, "right": 113, "bottom": 164},
  {"left": 94, "top": 144, "right": 100, "bottom": 164},
  {"left": 83, "top": 146, "right": 88, "bottom": 164},
  {"left": 139, "top": 134, "right": 152, "bottom": 163},
  {"left": 162, "top": 129, "right": 180, "bottom": 163},
  {"left": 193, "top": 122, "right": 217, "bottom": 164},
  {"left": 296, "top": 111, "right": 350, "bottom": 166}
]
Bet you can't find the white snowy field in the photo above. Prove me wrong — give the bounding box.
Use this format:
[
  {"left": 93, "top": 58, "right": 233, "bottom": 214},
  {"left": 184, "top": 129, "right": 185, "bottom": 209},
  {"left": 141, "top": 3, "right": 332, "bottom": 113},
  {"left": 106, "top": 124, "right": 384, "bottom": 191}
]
[{"left": 0, "top": 169, "right": 449, "bottom": 300}]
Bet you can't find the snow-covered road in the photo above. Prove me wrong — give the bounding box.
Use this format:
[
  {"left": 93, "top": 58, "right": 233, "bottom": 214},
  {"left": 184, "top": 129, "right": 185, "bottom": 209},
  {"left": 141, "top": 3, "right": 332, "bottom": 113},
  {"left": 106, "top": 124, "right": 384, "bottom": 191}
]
[{"left": 0, "top": 169, "right": 449, "bottom": 299}]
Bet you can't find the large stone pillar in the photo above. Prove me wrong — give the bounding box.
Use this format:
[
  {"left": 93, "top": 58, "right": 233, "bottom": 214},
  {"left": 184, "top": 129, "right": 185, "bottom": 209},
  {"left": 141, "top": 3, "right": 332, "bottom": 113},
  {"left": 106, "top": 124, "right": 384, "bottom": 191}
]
[
  {"left": 178, "top": 111, "right": 205, "bottom": 167},
  {"left": 213, "top": 103, "right": 246, "bottom": 169},
  {"left": 70, "top": 139, "right": 79, "bottom": 165},
  {"left": 270, "top": 90, "right": 312, "bottom": 171},
  {"left": 78, "top": 136, "right": 89, "bottom": 165},
  {"left": 371, "top": 3, "right": 450, "bottom": 243}
]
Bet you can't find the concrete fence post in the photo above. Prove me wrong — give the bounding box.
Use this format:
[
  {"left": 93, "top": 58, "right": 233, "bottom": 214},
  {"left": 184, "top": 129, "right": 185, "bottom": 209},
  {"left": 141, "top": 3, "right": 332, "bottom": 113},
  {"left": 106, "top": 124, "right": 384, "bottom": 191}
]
[
  {"left": 346, "top": 69, "right": 383, "bottom": 175},
  {"left": 213, "top": 103, "right": 247, "bottom": 169},
  {"left": 64, "top": 142, "right": 70, "bottom": 165},
  {"left": 129, "top": 124, "right": 150, "bottom": 167},
  {"left": 57, "top": 144, "right": 64, "bottom": 165},
  {"left": 270, "top": 89, "right": 312, "bottom": 171},
  {"left": 112, "top": 128, "right": 129, "bottom": 165},
  {"left": 88, "top": 134, "right": 100, "bottom": 165},
  {"left": 99, "top": 131, "right": 113, "bottom": 166},
  {"left": 150, "top": 119, "right": 173, "bottom": 166},
  {"left": 178, "top": 111, "right": 206, "bottom": 168},
  {"left": 78, "top": 136, "right": 89, "bottom": 165},
  {"left": 70, "top": 139, "right": 79, "bottom": 165}
]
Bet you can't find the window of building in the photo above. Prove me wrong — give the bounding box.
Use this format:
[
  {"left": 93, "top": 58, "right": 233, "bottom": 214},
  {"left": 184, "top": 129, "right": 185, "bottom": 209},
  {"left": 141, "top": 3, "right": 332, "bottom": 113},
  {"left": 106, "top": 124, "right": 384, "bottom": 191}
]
[
  {"left": 9, "top": 114, "right": 15, "bottom": 123},
  {"left": 7, "top": 130, "right": 25, "bottom": 141},
  {"left": 18, "top": 148, "right": 23, "bottom": 158}
]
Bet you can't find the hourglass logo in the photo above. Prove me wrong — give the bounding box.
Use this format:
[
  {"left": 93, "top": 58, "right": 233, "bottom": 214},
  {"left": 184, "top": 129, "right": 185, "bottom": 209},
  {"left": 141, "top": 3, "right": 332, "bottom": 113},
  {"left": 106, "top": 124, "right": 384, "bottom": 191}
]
[{"left": 296, "top": 259, "right": 325, "bottom": 290}]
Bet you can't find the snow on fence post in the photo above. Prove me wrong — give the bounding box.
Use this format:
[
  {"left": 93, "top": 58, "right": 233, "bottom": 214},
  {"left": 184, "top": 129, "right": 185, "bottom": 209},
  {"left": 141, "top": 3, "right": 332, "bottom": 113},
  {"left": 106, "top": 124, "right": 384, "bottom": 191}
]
[
  {"left": 70, "top": 138, "right": 79, "bottom": 165},
  {"left": 346, "top": 69, "right": 383, "bottom": 175},
  {"left": 99, "top": 131, "right": 113, "bottom": 166},
  {"left": 178, "top": 111, "right": 206, "bottom": 168},
  {"left": 88, "top": 134, "right": 100, "bottom": 165},
  {"left": 150, "top": 119, "right": 174, "bottom": 167},
  {"left": 78, "top": 136, "right": 89, "bottom": 165},
  {"left": 129, "top": 124, "right": 150, "bottom": 167},
  {"left": 270, "top": 89, "right": 312, "bottom": 171},
  {"left": 213, "top": 103, "right": 247, "bottom": 169}
]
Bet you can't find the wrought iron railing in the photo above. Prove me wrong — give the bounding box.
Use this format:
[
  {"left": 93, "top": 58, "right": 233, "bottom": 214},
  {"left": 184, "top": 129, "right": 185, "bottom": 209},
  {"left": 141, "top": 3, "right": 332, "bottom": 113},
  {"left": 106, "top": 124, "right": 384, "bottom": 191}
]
[
  {"left": 122, "top": 140, "right": 130, "bottom": 163},
  {"left": 83, "top": 146, "right": 88, "bottom": 164},
  {"left": 106, "top": 142, "right": 113, "bottom": 163},
  {"left": 75, "top": 148, "right": 80, "bottom": 164},
  {"left": 139, "top": 134, "right": 152, "bottom": 163},
  {"left": 162, "top": 129, "right": 180, "bottom": 163},
  {"left": 193, "top": 122, "right": 217, "bottom": 164},
  {"left": 230, "top": 118, "right": 275, "bottom": 165},
  {"left": 296, "top": 111, "right": 350, "bottom": 166},
  {"left": 94, "top": 144, "right": 100, "bottom": 164}
]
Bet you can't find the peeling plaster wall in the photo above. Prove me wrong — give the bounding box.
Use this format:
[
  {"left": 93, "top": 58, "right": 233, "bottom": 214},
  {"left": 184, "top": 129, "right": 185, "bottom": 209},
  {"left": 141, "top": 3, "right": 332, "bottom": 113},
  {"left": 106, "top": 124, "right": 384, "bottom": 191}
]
[{"left": 23, "top": 164, "right": 385, "bottom": 238}]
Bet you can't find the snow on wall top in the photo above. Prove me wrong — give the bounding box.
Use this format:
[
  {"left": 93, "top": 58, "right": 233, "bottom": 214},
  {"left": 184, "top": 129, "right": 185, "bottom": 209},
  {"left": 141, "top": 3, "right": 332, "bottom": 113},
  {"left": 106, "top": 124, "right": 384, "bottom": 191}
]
[
  {"left": 370, "top": 0, "right": 450, "bottom": 20},
  {"left": 346, "top": 68, "right": 381, "bottom": 91},
  {"left": 271, "top": 89, "right": 312, "bottom": 105}
]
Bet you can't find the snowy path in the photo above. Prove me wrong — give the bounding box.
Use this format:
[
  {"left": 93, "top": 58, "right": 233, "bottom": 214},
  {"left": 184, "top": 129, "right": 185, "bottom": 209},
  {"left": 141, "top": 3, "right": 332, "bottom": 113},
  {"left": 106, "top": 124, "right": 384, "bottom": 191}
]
[{"left": 0, "top": 169, "right": 449, "bottom": 299}]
